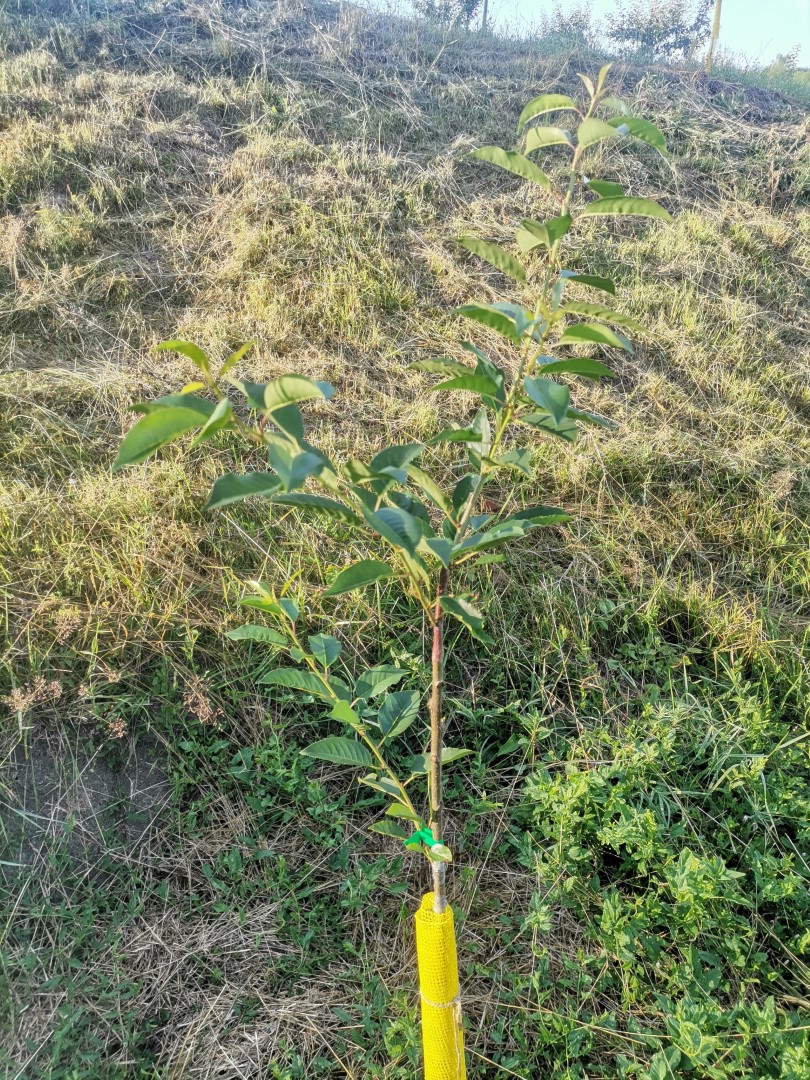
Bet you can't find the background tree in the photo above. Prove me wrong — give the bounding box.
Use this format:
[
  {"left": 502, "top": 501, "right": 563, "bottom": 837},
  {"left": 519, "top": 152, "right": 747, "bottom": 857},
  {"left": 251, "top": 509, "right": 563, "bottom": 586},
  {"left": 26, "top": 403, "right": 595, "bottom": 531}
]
[{"left": 606, "top": 0, "right": 713, "bottom": 60}]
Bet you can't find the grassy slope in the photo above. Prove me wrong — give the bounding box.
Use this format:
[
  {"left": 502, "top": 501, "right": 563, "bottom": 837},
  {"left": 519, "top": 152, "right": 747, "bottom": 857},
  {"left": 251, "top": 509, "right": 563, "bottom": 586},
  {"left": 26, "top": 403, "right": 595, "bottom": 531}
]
[{"left": 1, "top": 1, "right": 809, "bottom": 1077}]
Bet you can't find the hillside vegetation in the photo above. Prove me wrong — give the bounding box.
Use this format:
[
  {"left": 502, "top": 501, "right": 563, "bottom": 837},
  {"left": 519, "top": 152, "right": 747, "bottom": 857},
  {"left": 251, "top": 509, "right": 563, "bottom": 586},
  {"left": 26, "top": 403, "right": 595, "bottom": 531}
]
[{"left": 1, "top": 1, "right": 809, "bottom": 1077}]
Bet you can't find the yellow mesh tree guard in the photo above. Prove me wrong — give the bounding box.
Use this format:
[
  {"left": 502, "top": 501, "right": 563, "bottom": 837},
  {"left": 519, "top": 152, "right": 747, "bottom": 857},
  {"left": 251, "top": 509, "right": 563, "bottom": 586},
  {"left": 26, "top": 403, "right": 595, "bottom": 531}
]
[{"left": 414, "top": 893, "right": 466, "bottom": 1080}]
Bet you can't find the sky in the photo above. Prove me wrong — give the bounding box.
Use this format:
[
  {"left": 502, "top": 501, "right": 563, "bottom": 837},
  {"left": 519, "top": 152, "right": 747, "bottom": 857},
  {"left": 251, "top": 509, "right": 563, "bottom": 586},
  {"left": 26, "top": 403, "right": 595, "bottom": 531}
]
[{"left": 487, "top": 0, "right": 810, "bottom": 64}]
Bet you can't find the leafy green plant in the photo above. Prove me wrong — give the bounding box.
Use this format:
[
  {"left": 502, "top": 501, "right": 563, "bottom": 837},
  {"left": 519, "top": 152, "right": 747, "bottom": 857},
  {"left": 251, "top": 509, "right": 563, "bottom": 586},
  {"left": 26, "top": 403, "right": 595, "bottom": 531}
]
[{"left": 113, "top": 65, "right": 672, "bottom": 1055}]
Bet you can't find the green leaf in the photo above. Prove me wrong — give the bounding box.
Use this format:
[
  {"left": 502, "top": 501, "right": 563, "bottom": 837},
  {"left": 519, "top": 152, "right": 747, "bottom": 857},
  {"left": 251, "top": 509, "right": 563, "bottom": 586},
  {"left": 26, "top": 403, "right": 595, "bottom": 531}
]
[
  {"left": 430, "top": 374, "right": 500, "bottom": 396},
  {"left": 524, "top": 376, "right": 571, "bottom": 424},
  {"left": 454, "top": 303, "right": 522, "bottom": 342},
  {"left": 537, "top": 357, "right": 615, "bottom": 379},
  {"left": 496, "top": 447, "right": 533, "bottom": 476},
  {"left": 362, "top": 506, "right": 423, "bottom": 554},
  {"left": 308, "top": 634, "right": 342, "bottom": 668},
  {"left": 324, "top": 560, "right": 394, "bottom": 596},
  {"left": 386, "top": 803, "right": 422, "bottom": 822},
  {"left": 219, "top": 339, "right": 255, "bottom": 378},
  {"left": 205, "top": 472, "right": 281, "bottom": 510},
  {"left": 409, "top": 747, "right": 474, "bottom": 773},
  {"left": 595, "top": 61, "right": 612, "bottom": 96},
  {"left": 358, "top": 773, "right": 403, "bottom": 797},
  {"left": 270, "top": 493, "right": 361, "bottom": 525},
  {"left": 408, "top": 465, "right": 453, "bottom": 517},
  {"left": 330, "top": 699, "right": 360, "bottom": 724},
  {"left": 369, "top": 820, "right": 410, "bottom": 839},
  {"left": 518, "top": 93, "right": 578, "bottom": 131},
  {"left": 262, "top": 375, "right": 333, "bottom": 413},
  {"left": 113, "top": 407, "right": 206, "bottom": 469},
  {"left": 452, "top": 521, "right": 528, "bottom": 558},
  {"left": 525, "top": 126, "right": 573, "bottom": 152},
  {"left": 425, "top": 538, "right": 453, "bottom": 567},
  {"left": 562, "top": 302, "right": 644, "bottom": 332},
  {"left": 567, "top": 405, "right": 615, "bottom": 428},
  {"left": 458, "top": 237, "right": 525, "bottom": 284},
  {"left": 577, "top": 117, "right": 620, "bottom": 148},
  {"left": 408, "top": 358, "right": 472, "bottom": 376},
  {"left": 429, "top": 427, "right": 483, "bottom": 444},
  {"left": 468, "top": 146, "right": 550, "bottom": 188},
  {"left": 192, "top": 398, "right": 234, "bottom": 445},
  {"left": 260, "top": 668, "right": 333, "bottom": 699},
  {"left": 560, "top": 270, "right": 616, "bottom": 295},
  {"left": 130, "top": 393, "right": 215, "bottom": 417},
  {"left": 266, "top": 446, "right": 325, "bottom": 492},
  {"left": 439, "top": 595, "right": 492, "bottom": 643},
  {"left": 585, "top": 179, "right": 624, "bottom": 198},
  {"left": 601, "top": 96, "right": 629, "bottom": 115},
  {"left": 507, "top": 505, "right": 570, "bottom": 526},
  {"left": 556, "top": 323, "right": 633, "bottom": 352},
  {"left": 607, "top": 115, "right": 668, "bottom": 156},
  {"left": 226, "top": 624, "right": 287, "bottom": 645},
  {"left": 580, "top": 196, "right": 671, "bottom": 221},
  {"left": 369, "top": 443, "right": 424, "bottom": 474},
  {"left": 518, "top": 215, "right": 572, "bottom": 253},
  {"left": 378, "top": 690, "right": 420, "bottom": 737},
  {"left": 155, "top": 339, "right": 211, "bottom": 375},
  {"left": 300, "top": 737, "right": 373, "bottom": 767},
  {"left": 523, "top": 413, "right": 579, "bottom": 443},
  {"left": 355, "top": 665, "right": 406, "bottom": 700},
  {"left": 270, "top": 403, "right": 304, "bottom": 441}
]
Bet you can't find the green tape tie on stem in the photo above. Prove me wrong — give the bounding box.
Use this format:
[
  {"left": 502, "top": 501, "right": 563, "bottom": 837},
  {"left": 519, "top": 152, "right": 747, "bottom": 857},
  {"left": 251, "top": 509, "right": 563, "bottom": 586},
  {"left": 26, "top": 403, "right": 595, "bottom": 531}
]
[{"left": 405, "top": 827, "right": 436, "bottom": 850}]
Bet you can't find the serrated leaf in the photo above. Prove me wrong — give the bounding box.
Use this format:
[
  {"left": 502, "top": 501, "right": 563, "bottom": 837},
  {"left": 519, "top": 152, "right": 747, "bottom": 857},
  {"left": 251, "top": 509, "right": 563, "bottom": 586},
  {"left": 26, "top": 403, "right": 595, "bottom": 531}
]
[
  {"left": 260, "top": 668, "right": 333, "bottom": 699},
  {"left": 524, "top": 376, "right": 571, "bottom": 423},
  {"left": 378, "top": 690, "right": 421, "bottom": 737},
  {"left": 459, "top": 237, "right": 526, "bottom": 284},
  {"left": 525, "top": 126, "right": 573, "bottom": 152},
  {"left": 355, "top": 665, "right": 406, "bottom": 700},
  {"left": 537, "top": 357, "right": 615, "bottom": 379},
  {"left": 439, "top": 595, "right": 492, "bottom": 643},
  {"left": 468, "top": 146, "right": 550, "bottom": 188},
  {"left": 308, "top": 634, "right": 342, "bottom": 668},
  {"left": 369, "top": 820, "right": 410, "bottom": 839},
  {"left": 324, "top": 560, "right": 394, "bottom": 597},
  {"left": 227, "top": 624, "right": 287, "bottom": 645},
  {"left": 205, "top": 472, "right": 281, "bottom": 510},
  {"left": 155, "top": 339, "right": 210, "bottom": 375},
  {"left": 518, "top": 93, "right": 578, "bottom": 131},
  {"left": 556, "top": 323, "right": 633, "bottom": 352},
  {"left": 113, "top": 406, "right": 206, "bottom": 469},
  {"left": 300, "top": 737, "right": 373, "bottom": 767},
  {"left": 560, "top": 270, "right": 616, "bottom": 295},
  {"left": 607, "top": 115, "right": 668, "bottom": 155},
  {"left": 577, "top": 117, "right": 620, "bottom": 148},
  {"left": 454, "top": 303, "right": 522, "bottom": 342},
  {"left": 271, "top": 493, "right": 362, "bottom": 525},
  {"left": 580, "top": 196, "right": 671, "bottom": 221}
]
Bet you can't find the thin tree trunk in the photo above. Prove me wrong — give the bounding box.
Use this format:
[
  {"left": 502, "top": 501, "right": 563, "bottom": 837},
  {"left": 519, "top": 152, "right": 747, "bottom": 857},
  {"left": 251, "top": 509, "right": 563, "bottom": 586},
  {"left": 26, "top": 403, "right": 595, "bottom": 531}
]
[
  {"left": 481, "top": 0, "right": 488, "bottom": 33},
  {"left": 705, "top": 0, "right": 722, "bottom": 73},
  {"left": 429, "top": 567, "right": 448, "bottom": 913}
]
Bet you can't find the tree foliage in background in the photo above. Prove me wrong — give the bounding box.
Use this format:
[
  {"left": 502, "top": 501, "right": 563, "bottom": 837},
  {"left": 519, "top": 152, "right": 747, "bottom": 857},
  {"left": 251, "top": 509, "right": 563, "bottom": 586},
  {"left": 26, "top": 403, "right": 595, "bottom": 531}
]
[
  {"left": 606, "top": 0, "right": 712, "bottom": 60},
  {"left": 411, "top": 0, "right": 482, "bottom": 29}
]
